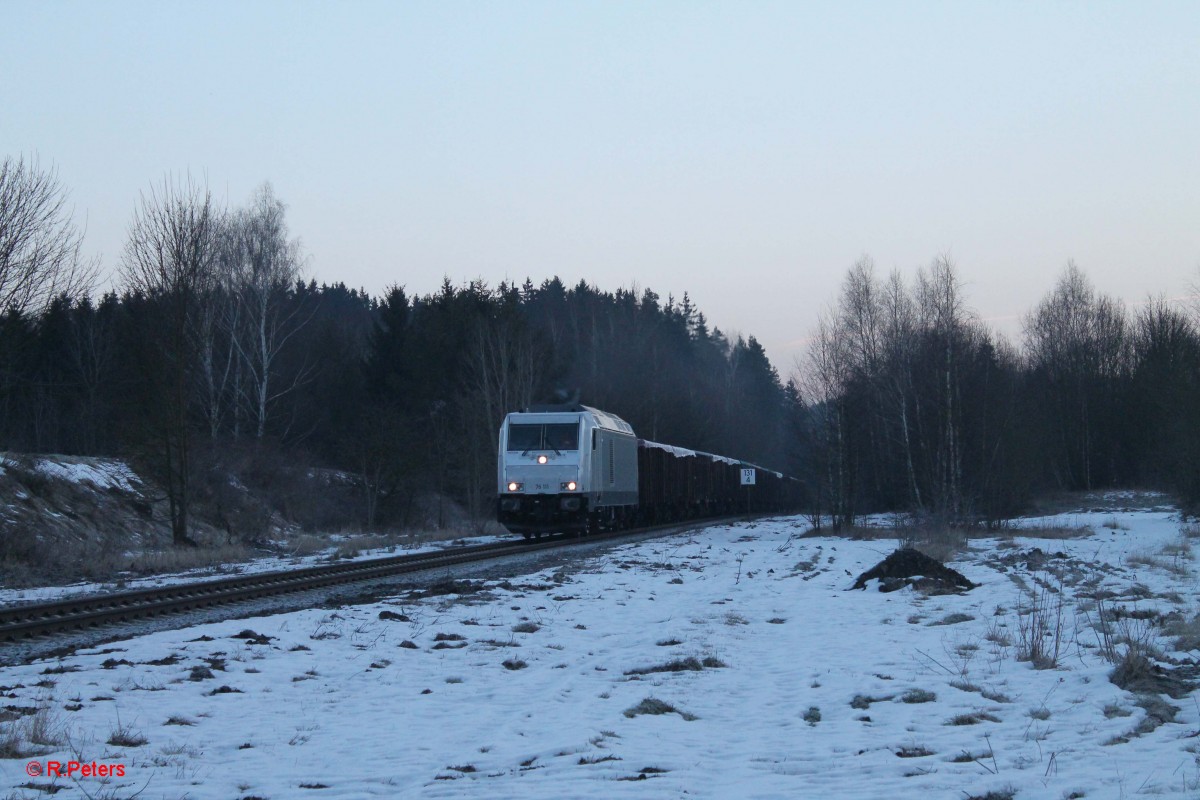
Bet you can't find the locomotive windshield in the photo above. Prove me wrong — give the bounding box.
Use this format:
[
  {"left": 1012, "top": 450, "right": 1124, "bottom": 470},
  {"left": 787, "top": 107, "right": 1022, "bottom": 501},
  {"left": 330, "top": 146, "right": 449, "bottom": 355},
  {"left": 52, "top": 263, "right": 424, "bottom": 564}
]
[{"left": 507, "top": 422, "right": 579, "bottom": 452}]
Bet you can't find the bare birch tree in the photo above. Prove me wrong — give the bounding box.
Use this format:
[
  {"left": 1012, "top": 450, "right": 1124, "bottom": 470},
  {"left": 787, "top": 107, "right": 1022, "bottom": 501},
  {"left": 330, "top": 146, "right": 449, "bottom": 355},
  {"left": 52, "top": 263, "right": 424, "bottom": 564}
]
[
  {"left": 227, "top": 184, "right": 307, "bottom": 439},
  {"left": 194, "top": 218, "right": 240, "bottom": 440},
  {"left": 880, "top": 269, "right": 923, "bottom": 510},
  {"left": 915, "top": 256, "right": 971, "bottom": 518}
]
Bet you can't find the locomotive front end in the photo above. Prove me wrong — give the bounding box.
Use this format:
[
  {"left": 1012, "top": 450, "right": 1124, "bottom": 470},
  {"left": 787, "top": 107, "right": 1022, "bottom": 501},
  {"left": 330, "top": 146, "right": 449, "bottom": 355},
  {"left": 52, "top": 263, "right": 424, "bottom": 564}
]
[{"left": 497, "top": 410, "right": 589, "bottom": 536}]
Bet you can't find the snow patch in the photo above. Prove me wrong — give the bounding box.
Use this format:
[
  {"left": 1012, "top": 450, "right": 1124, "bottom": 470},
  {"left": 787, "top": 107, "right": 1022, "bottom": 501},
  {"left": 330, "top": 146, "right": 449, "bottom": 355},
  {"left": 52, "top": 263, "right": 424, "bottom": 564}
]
[{"left": 32, "top": 458, "right": 141, "bottom": 492}]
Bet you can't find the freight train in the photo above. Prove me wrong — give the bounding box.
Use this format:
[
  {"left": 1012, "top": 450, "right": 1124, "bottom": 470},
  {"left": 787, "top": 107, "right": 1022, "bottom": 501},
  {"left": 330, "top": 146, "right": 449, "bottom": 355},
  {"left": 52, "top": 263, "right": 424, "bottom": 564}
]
[{"left": 496, "top": 404, "right": 799, "bottom": 537}]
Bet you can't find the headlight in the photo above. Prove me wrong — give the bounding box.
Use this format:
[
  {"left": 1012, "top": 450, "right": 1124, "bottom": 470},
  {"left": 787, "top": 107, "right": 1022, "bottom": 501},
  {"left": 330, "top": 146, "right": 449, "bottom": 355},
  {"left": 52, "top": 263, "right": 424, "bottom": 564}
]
[
  {"left": 507, "top": 482, "right": 522, "bottom": 492},
  {"left": 561, "top": 481, "right": 577, "bottom": 491},
  {"left": 537, "top": 455, "right": 548, "bottom": 464}
]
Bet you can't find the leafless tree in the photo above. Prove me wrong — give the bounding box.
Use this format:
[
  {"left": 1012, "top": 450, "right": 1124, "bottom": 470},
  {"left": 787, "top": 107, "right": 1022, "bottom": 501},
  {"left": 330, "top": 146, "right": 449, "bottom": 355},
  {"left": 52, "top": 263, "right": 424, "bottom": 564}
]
[
  {"left": 195, "top": 224, "right": 240, "bottom": 440},
  {"left": 464, "top": 316, "right": 539, "bottom": 444},
  {"left": 1024, "top": 261, "right": 1129, "bottom": 489},
  {"left": 1189, "top": 266, "right": 1200, "bottom": 322},
  {"left": 839, "top": 257, "right": 882, "bottom": 377},
  {"left": 461, "top": 301, "right": 541, "bottom": 522},
  {"left": 880, "top": 269, "right": 923, "bottom": 509},
  {"left": 66, "top": 296, "right": 114, "bottom": 453},
  {"left": 0, "top": 155, "right": 96, "bottom": 315},
  {"left": 121, "top": 175, "right": 222, "bottom": 546},
  {"left": 799, "top": 309, "right": 855, "bottom": 529},
  {"left": 837, "top": 257, "right": 890, "bottom": 499},
  {"left": 227, "top": 184, "right": 308, "bottom": 439},
  {"left": 915, "top": 256, "right": 972, "bottom": 518}
]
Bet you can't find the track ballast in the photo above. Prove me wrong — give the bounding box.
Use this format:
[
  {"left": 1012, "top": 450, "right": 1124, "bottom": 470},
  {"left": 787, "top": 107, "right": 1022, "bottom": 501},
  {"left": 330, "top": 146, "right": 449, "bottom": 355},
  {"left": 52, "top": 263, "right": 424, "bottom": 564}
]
[{"left": 0, "top": 518, "right": 747, "bottom": 644}]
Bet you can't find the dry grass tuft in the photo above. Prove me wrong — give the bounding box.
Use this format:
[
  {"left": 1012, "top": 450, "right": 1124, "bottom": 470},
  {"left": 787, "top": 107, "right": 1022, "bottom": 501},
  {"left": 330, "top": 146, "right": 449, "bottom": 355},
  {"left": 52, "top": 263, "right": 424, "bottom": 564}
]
[
  {"left": 107, "top": 722, "right": 148, "bottom": 747},
  {"left": 623, "top": 697, "right": 697, "bottom": 721},
  {"left": 0, "top": 706, "right": 63, "bottom": 758},
  {"left": 126, "top": 544, "right": 254, "bottom": 576},
  {"left": 1102, "top": 703, "right": 1132, "bottom": 718},
  {"left": 894, "top": 745, "right": 935, "bottom": 758},
  {"left": 946, "top": 711, "right": 1001, "bottom": 726},
  {"left": 1126, "top": 551, "right": 1191, "bottom": 577},
  {"left": 1163, "top": 612, "right": 1200, "bottom": 652},
  {"left": 625, "top": 657, "right": 726, "bottom": 676},
  {"left": 1016, "top": 582, "right": 1066, "bottom": 669},
  {"left": 900, "top": 688, "right": 936, "bottom": 704},
  {"left": 963, "top": 788, "right": 1016, "bottom": 800}
]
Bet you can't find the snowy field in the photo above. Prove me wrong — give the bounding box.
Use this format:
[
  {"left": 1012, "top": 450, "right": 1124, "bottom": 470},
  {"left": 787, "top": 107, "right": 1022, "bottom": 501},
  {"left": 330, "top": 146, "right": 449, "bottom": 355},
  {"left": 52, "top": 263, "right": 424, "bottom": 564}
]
[{"left": 3, "top": 508, "right": 1200, "bottom": 799}]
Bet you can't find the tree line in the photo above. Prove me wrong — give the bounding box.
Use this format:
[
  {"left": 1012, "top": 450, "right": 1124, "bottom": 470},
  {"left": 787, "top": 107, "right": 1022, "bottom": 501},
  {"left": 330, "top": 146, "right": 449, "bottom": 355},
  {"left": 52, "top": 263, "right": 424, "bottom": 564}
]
[
  {"left": 0, "top": 157, "right": 790, "bottom": 541},
  {"left": 3, "top": 154, "right": 1197, "bottom": 544},
  {"left": 796, "top": 256, "right": 1200, "bottom": 528}
]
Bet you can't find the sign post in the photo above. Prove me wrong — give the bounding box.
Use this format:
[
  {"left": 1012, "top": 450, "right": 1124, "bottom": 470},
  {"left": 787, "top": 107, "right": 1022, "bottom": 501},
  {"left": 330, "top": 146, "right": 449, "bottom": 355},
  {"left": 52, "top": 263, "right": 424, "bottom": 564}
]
[{"left": 740, "top": 467, "right": 756, "bottom": 515}]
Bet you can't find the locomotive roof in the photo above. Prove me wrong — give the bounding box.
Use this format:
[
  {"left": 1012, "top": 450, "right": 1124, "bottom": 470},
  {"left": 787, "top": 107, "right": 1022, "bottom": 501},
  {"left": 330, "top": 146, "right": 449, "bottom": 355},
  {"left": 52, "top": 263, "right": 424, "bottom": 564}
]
[
  {"left": 583, "top": 406, "right": 635, "bottom": 434},
  {"left": 510, "top": 404, "right": 634, "bottom": 435}
]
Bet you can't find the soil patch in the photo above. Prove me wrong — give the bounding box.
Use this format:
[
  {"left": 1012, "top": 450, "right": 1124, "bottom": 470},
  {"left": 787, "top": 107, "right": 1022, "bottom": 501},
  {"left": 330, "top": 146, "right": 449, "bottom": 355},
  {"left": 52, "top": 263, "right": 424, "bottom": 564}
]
[{"left": 852, "top": 548, "right": 975, "bottom": 593}]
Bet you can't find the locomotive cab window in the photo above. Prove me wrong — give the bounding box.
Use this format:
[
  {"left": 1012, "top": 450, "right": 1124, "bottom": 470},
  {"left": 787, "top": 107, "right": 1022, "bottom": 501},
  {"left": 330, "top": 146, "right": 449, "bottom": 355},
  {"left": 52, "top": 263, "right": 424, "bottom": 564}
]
[
  {"left": 506, "top": 422, "right": 580, "bottom": 452},
  {"left": 545, "top": 423, "right": 579, "bottom": 451},
  {"left": 507, "top": 424, "right": 543, "bottom": 452}
]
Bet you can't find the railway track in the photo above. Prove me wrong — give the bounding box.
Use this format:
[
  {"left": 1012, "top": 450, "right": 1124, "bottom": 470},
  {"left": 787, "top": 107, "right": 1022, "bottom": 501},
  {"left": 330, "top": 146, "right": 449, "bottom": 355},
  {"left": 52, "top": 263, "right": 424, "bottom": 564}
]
[{"left": 0, "top": 518, "right": 738, "bottom": 643}]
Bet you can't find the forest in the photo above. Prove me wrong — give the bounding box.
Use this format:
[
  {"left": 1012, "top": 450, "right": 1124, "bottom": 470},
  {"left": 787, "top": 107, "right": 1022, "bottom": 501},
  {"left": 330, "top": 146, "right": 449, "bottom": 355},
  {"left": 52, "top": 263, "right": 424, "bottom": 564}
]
[
  {"left": 797, "top": 257, "right": 1200, "bottom": 528},
  {"left": 0, "top": 159, "right": 787, "bottom": 541},
  {"left": 1, "top": 155, "right": 1198, "bottom": 544}
]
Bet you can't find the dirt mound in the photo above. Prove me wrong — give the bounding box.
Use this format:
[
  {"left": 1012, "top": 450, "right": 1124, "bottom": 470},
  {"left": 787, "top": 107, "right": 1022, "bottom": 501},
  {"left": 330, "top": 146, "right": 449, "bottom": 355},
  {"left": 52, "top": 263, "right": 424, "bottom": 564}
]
[{"left": 852, "top": 548, "right": 975, "bottom": 593}]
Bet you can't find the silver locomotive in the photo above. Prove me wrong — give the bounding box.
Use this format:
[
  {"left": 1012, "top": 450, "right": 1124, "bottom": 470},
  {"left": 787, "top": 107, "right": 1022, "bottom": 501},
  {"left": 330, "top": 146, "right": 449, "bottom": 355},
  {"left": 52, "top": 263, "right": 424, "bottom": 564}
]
[{"left": 496, "top": 404, "right": 637, "bottom": 536}]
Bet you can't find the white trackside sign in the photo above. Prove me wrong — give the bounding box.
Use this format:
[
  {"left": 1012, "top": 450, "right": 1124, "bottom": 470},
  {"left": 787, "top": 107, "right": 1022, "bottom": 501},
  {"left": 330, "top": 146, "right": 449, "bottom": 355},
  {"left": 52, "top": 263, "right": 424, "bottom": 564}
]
[{"left": 740, "top": 468, "right": 756, "bottom": 485}]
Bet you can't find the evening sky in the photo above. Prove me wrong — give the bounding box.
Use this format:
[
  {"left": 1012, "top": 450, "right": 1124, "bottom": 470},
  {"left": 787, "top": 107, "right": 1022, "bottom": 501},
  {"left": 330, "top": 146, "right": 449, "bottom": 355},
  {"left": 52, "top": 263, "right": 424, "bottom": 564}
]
[{"left": 3, "top": 1, "right": 1198, "bottom": 370}]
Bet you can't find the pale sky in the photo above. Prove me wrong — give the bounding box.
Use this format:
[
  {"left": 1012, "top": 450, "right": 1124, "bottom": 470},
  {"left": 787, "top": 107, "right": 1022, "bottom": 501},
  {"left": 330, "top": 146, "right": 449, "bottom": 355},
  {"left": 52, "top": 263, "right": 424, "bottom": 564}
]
[{"left": 4, "top": 1, "right": 1198, "bottom": 373}]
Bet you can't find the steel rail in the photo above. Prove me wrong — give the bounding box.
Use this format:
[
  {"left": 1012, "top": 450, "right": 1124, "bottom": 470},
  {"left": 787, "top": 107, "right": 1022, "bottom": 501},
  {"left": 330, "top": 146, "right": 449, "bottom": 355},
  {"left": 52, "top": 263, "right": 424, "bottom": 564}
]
[{"left": 0, "top": 518, "right": 739, "bottom": 642}]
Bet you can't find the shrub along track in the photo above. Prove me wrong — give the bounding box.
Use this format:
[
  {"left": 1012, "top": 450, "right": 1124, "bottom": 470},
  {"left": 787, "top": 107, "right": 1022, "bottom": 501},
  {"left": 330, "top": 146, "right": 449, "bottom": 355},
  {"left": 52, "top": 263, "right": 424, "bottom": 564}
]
[{"left": 0, "top": 517, "right": 755, "bottom": 647}]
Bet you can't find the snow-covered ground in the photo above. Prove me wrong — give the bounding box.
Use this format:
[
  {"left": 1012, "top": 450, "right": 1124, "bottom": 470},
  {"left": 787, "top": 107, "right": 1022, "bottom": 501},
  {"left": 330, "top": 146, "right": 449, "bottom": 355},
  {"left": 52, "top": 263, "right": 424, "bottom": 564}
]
[
  {"left": 4, "top": 508, "right": 1200, "bottom": 799},
  {"left": 0, "top": 453, "right": 142, "bottom": 494}
]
